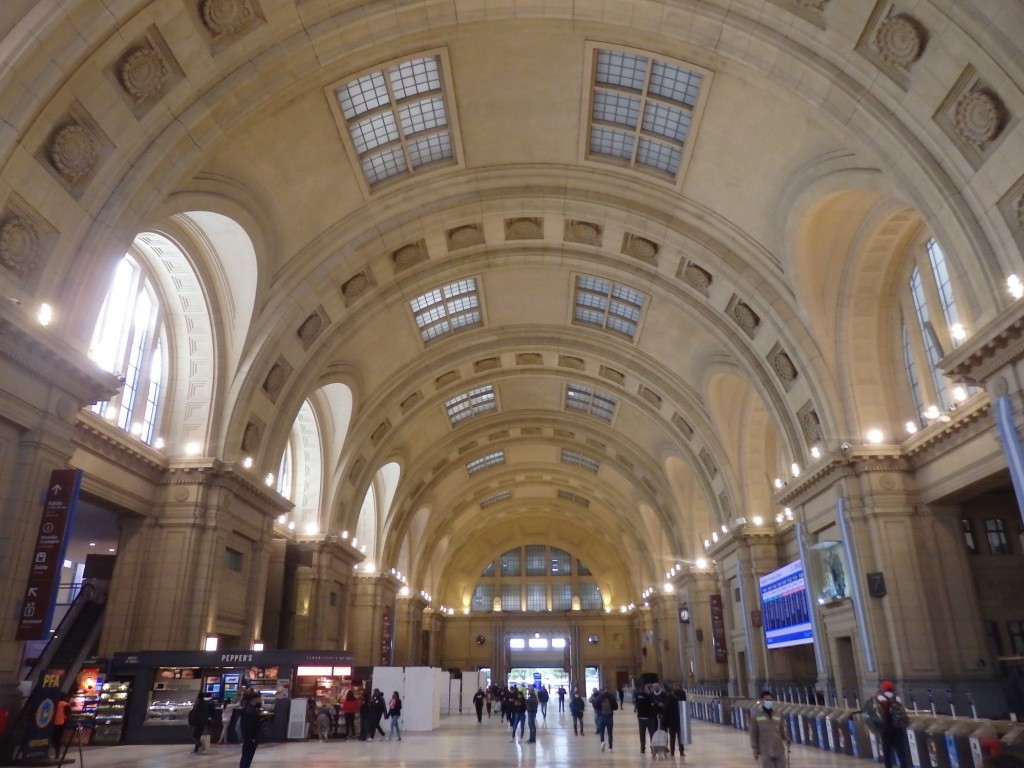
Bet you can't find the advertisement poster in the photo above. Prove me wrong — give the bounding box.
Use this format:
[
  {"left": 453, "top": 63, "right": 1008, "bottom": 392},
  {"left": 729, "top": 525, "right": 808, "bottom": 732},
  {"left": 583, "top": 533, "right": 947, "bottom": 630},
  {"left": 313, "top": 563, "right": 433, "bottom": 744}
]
[
  {"left": 379, "top": 606, "right": 393, "bottom": 666},
  {"left": 709, "top": 594, "right": 728, "bottom": 664},
  {"left": 22, "top": 671, "right": 64, "bottom": 760},
  {"left": 16, "top": 469, "right": 84, "bottom": 640}
]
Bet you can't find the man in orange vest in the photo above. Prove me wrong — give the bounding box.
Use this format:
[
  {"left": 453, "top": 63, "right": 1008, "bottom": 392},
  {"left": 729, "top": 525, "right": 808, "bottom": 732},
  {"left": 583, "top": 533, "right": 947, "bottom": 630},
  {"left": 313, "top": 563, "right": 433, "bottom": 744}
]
[{"left": 51, "top": 693, "right": 71, "bottom": 758}]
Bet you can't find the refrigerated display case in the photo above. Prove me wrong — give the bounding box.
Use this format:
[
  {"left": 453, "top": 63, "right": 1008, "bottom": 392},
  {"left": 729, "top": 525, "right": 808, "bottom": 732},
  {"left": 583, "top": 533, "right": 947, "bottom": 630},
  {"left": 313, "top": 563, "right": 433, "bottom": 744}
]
[{"left": 92, "top": 681, "right": 131, "bottom": 745}]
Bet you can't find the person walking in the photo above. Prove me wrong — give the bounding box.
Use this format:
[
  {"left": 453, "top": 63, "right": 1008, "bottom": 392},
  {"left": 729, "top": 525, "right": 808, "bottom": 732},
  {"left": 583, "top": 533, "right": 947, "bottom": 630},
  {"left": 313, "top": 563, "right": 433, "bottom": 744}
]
[
  {"left": 368, "top": 689, "right": 386, "bottom": 740},
  {"left": 863, "top": 681, "right": 910, "bottom": 768},
  {"left": 358, "top": 690, "right": 370, "bottom": 740},
  {"left": 509, "top": 689, "right": 526, "bottom": 742},
  {"left": 634, "top": 683, "right": 657, "bottom": 755},
  {"left": 662, "top": 686, "right": 683, "bottom": 757},
  {"left": 588, "top": 688, "right": 602, "bottom": 734},
  {"left": 594, "top": 686, "right": 618, "bottom": 752},
  {"left": 386, "top": 691, "right": 402, "bottom": 741},
  {"left": 485, "top": 687, "right": 493, "bottom": 718},
  {"left": 557, "top": 685, "right": 566, "bottom": 713},
  {"left": 473, "top": 688, "right": 486, "bottom": 723},
  {"left": 208, "top": 700, "right": 225, "bottom": 745},
  {"left": 188, "top": 692, "right": 211, "bottom": 755},
  {"left": 238, "top": 689, "right": 262, "bottom": 768},
  {"left": 537, "top": 685, "right": 549, "bottom": 722},
  {"left": 568, "top": 689, "right": 586, "bottom": 735},
  {"left": 525, "top": 688, "right": 538, "bottom": 742},
  {"left": 750, "top": 691, "right": 789, "bottom": 768}
]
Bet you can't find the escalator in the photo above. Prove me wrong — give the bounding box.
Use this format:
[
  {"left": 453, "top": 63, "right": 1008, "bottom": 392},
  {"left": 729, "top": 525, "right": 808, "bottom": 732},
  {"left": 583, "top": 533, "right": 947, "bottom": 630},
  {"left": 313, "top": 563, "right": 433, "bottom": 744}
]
[{"left": 0, "top": 581, "right": 108, "bottom": 764}]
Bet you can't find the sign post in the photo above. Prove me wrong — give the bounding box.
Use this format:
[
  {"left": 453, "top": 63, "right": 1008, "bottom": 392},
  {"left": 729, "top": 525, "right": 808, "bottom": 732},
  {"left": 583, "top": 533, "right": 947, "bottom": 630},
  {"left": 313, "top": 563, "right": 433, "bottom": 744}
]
[{"left": 16, "top": 469, "right": 84, "bottom": 641}]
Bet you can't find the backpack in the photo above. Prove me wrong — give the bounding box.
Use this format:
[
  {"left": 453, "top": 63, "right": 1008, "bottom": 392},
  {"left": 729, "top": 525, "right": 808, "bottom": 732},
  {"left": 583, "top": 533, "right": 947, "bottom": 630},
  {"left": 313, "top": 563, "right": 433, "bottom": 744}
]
[
  {"left": 187, "top": 702, "right": 203, "bottom": 728},
  {"left": 888, "top": 699, "right": 909, "bottom": 728},
  {"left": 600, "top": 696, "right": 616, "bottom": 716}
]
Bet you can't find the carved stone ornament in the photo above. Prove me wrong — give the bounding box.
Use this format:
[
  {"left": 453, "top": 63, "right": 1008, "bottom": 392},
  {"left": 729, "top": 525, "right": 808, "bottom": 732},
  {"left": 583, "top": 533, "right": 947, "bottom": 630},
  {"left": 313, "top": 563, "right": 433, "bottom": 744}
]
[
  {"left": 241, "top": 421, "right": 262, "bottom": 452},
  {"left": 1015, "top": 192, "right": 1024, "bottom": 233},
  {"left": 392, "top": 242, "right": 426, "bottom": 270},
  {"left": 0, "top": 215, "right": 42, "bottom": 276},
  {"left": 683, "top": 263, "right": 711, "bottom": 291},
  {"left": 797, "top": 0, "right": 828, "bottom": 9},
  {"left": 624, "top": 234, "right": 658, "bottom": 262},
  {"left": 448, "top": 225, "right": 484, "bottom": 248},
  {"left": 874, "top": 13, "right": 925, "bottom": 67},
  {"left": 341, "top": 271, "right": 369, "bottom": 299},
  {"left": 800, "top": 409, "right": 823, "bottom": 444},
  {"left": 49, "top": 123, "right": 99, "bottom": 181},
  {"left": 263, "top": 363, "right": 287, "bottom": 399},
  {"left": 732, "top": 301, "right": 759, "bottom": 331},
  {"left": 507, "top": 218, "right": 542, "bottom": 240},
  {"left": 120, "top": 46, "right": 169, "bottom": 98},
  {"left": 201, "top": 0, "right": 253, "bottom": 35},
  {"left": 567, "top": 220, "right": 601, "bottom": 244},
  {"left": 297, "top": 312, "right": 323, "bottom": 343},
  {"left": 954, "top": 90, "right": 1006, "bottom": 146},
  {"left": 771, "top": 350, "right": 798, "bottom": 386}
]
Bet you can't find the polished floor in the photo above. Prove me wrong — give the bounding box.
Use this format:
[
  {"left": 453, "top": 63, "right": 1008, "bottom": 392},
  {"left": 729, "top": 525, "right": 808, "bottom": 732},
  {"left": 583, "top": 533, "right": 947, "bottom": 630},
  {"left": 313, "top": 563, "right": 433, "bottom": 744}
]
[{"left": 63, "top": 711, "right": 886, "bottom": 768}]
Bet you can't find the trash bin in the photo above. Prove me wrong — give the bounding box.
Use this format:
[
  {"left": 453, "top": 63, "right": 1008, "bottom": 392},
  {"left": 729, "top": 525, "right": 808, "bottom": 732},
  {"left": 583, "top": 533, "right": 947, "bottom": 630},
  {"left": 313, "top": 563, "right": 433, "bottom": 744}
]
[
  {"left": 944, "top": 720, "right": 976, "bottom": 768},
  {"left": 907, "top": 716, "right": 938, "bottom": 768},
  {"left": 926, "top": 718, "right": 954, "bottom": 768}
]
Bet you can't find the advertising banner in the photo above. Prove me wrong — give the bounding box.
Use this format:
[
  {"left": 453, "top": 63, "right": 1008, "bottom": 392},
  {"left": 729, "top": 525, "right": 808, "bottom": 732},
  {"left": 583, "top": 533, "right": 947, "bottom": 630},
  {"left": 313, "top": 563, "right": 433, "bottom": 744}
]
[
  {"left": 379, "top": 606, "right": 394, "bottom": 666},
  {"left": 22, "top": 670, "right": 64, "bottom": 760},
  {"left": 16, "top": 469, "right": 84, "bottom": 640},
  {"left": 709, "top": 594, "right": 728, "bottom": 664}
]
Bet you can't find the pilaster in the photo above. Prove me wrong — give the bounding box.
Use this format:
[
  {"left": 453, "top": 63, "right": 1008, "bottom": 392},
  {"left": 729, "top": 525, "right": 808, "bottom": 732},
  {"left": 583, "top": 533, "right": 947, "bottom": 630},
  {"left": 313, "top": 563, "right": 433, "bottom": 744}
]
[{"left": 348, "top": 574, "right": 402, "bottom": 666}]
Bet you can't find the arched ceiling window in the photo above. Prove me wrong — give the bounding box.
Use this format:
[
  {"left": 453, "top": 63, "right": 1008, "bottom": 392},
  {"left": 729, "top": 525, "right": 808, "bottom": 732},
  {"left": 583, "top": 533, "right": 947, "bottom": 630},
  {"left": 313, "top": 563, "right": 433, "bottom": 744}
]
[
  {"left": 472, "top": 545, "right": 603, "bottom": 613},
  {"left": 89, "top": 252, "right": 166, "bottom": 446}
]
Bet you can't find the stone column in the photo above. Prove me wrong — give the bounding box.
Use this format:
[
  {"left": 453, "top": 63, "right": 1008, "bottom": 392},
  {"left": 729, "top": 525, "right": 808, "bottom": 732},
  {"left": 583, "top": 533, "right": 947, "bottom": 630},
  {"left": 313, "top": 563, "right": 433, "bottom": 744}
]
[
  {"left": 394, "top": 595, "right": 428, "bottom": 666},
  {"left": 648, "top": 593, "right": 683, "bottom": 683},
  {"left": 347, "top": 574, "right": 400, "bottom": 666},
  {"left": 673, "top": 569, "right": 727, "bottom": 687}
]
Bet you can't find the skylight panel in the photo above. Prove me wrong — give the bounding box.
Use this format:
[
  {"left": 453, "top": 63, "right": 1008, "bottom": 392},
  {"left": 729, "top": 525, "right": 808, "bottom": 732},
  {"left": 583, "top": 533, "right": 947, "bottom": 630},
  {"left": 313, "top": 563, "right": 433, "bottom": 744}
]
[
  {"left": 587, "top": 46, "right": 708, "bottom": 182},
  {"left": 467, "top": 450, "right": 505, "bottom": 475},
  {"left": 333, "top": 52, "right": 458, "bottom": 189},
  {"left": 446, "top": 385, "right": 497, "bottom": 425},
  {"left": 573, "top": 275, "right": 647, "bottom": 340},
  {"left": 561, "top": 448, "right": 601, "bottom": 473},
  {"left": 410, "top": 278, "right": 482, "bottom": 342},
  {"left": 565, "top": 384, "right": 618, "bottom": 423},
  {"left": 480, "top": 490, "right": 511, "bottom": 508},
  {"left": 557, "top": 489, "right": 591, "bottom": 507}
]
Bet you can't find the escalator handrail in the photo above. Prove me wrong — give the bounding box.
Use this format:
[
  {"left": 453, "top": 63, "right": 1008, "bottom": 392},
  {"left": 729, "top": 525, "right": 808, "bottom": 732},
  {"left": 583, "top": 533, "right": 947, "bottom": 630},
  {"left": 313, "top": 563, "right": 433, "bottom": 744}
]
[{"left": 23, "top": 581, "right": 100, "bottom": 689}]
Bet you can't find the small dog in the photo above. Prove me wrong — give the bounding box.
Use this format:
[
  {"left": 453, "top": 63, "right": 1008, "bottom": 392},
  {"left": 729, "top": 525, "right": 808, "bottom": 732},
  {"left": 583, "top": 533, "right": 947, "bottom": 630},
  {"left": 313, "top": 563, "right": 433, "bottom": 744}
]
[{"left": 650, "top": 729, "right": 669, "bottom": 760}]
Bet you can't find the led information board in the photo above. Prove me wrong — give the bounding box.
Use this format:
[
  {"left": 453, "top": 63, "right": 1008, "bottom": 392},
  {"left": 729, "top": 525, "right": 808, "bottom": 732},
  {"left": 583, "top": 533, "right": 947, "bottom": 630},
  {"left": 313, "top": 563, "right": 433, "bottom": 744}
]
[{"left": 758, "top": 560, "right": 814, "bottom": 649}]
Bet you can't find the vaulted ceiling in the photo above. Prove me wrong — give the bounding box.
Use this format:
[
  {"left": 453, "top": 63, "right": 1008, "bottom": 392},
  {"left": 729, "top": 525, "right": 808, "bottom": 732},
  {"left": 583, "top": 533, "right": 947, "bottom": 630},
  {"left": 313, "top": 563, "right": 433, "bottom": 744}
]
[{"left": 3, "top": 0, "right": 1018, "bottom": 611}]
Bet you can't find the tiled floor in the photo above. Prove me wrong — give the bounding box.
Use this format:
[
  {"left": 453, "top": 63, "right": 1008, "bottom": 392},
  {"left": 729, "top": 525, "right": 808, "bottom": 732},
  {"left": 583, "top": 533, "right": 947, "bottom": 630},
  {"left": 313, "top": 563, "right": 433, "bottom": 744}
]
[{"left": 66, "top": 712, "right": 882, "bottom": 768}]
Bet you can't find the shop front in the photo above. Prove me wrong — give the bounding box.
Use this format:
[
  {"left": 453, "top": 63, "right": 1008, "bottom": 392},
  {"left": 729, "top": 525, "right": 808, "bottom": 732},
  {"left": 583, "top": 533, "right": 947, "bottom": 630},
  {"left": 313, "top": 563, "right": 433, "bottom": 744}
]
[{"left": 107, "top": 650, "right": 354, "bottom": 745}]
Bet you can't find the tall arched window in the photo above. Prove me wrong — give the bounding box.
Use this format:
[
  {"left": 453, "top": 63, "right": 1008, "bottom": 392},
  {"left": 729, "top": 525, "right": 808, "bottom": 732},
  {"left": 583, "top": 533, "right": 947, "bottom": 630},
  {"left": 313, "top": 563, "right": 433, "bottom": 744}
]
[
  {"left": 89, "top": 253, "right": 166, "bottom": 445},
  {"left": 472, "top": 545, "right": 603, "bottom": 612},
  {"left": 902, "top": 237, "right": 968, "bottom": 428}
]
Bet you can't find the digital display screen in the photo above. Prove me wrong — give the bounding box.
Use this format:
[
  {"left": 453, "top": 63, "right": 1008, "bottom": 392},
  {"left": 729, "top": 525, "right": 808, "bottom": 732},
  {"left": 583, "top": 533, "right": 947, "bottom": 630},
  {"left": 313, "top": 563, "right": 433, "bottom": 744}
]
[{"left": 759, "top": 560, "right": 814, "bottom": 649}]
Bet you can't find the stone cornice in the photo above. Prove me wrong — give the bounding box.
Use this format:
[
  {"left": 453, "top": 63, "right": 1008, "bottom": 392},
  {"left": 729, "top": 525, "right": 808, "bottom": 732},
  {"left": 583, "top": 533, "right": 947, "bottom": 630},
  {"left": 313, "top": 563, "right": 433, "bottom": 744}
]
[
  {"left": 165, "top": 460, "right": 293, "bottom": 517},
  {"left": 941, "top": 299, "right": 1024, "bottom": 386},
  {"left": 0, "top": 300, "right": 119, "bottom": 407},
  {"left": 902, "top": 397, "right": 991, "bottom": 463},
  {"left": 74, "top": 412, "right": 167, "bottom": 481}
]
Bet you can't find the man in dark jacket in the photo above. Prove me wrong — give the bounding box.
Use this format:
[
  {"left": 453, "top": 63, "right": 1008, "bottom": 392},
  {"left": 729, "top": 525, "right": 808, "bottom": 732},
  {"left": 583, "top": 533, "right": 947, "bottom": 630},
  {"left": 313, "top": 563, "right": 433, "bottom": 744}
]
[
  {"left": 368, "top": 689, "right": 386, "bottom": 740},
  {"left": 473, "top": 688, "right": 486, "bottom": 723},
  {"left": 634, "top": 683, "right": 656, "bottom": 754},
  {"left": 238, "top": 690, "right": 262, "bottom": 768}
]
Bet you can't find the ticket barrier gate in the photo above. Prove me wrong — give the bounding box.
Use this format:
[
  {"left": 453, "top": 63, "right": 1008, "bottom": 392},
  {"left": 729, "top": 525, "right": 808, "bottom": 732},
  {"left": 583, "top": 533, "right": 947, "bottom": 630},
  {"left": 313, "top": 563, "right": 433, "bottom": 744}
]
[
  {"left": 926, "top": 718, "right": 956, "bottom": 768},
  {"left": 815, "top": 707, "right": 833, "bottom": 750},
  {"left": 847, "top": 711, "right": 872, "bottom": 759},
  {"left": 907, "top": 716, "right": 938, "bottom": 768},
  {"left": 1001, "top": 724, "right": 1024, "bottom": 756},
  {"left": 786, "top": 705, "right": 802, "bottom": 745},
  {"left": 828, "top": 710, "right": 855, "bottom": 755},
  {"left": 944, "top": 720, "right": 976, "bottom": 768},
  {"left": 968, "top": 722, "right": 998, "bottom": 768},
  {"left": 798, "top": 706, "right": 820, "bottom": 748}
]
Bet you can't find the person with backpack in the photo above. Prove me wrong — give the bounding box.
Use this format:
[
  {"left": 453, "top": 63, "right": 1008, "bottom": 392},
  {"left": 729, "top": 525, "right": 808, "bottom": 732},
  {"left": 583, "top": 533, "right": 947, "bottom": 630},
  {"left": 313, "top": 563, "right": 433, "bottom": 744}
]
[
  {"left": 863, "top": 681, "right": 910, "bottom": 768},
  {"left": 595, "top": 686, "right": 618, "bottom": 752},
  {"left": 537, "top": 685, "right": 549, "bottom": 721},
  {"left": 634, "top": 682, "right": 657, "bottom": 754}
]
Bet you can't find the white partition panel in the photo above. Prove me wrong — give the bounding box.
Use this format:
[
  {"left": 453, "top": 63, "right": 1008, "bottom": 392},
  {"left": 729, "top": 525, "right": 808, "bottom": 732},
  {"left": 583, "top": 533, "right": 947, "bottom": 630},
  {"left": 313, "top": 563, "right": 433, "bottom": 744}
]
[{"left": 402, "top": 667, "right": 443, "bottom": 731}]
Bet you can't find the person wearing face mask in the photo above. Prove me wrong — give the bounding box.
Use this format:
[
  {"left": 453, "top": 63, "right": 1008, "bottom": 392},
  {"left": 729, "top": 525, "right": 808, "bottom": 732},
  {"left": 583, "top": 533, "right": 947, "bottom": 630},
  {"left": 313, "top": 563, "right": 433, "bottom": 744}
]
[{"left": 750, "top": 691, "right": 788, "bottom": 768}]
